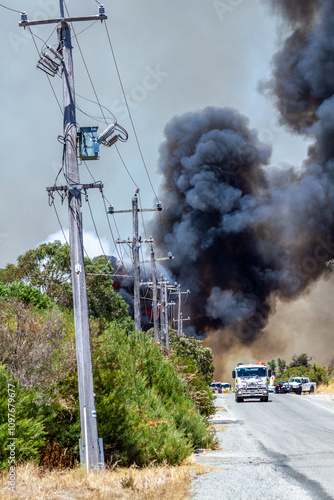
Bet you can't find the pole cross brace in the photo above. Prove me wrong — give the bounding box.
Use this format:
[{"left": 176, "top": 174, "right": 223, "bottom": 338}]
[
  {"left": 46, "top": 182, "right": 103, "bottom": 195},
  {"left": 116, "top": 237, "right": 154, "bottom": 244},
  {"left": 19, "top": 15, "right": 107, "bottom": 28}
]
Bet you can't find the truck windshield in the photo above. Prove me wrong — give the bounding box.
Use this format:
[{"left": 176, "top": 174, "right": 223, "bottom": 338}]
[{"left": 237, "top": 367, "right": 267, "bottom": 378}]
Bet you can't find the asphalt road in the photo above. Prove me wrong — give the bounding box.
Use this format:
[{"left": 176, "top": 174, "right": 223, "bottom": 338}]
[{"left": 192, "top": 392, "right": 334, "bottom": 500}]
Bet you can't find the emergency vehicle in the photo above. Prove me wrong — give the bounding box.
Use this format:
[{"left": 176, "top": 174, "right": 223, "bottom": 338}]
[{"left": 232, "top": 362, "right": 272, "bottom": 403}]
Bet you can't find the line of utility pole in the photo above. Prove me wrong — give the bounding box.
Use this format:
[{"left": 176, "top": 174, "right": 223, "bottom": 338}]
[
  {"left": 141, "top": 247, "right": 174, "bottom": 343},
  {"left": 157, "top": 278, "right": 180, "bottom": 348},
  {"left": 20, "top": 2, "right": 107, "bottom": 471},
  {"left": 109, "top": 188, "right": 161, "bottom": 331}
]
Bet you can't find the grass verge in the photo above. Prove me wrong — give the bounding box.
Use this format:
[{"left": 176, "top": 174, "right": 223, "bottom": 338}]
[
  {"left": 316, "top": 380, "right": 334, "bottom": 395},
  {"left": 0, "top": 458, "right": 209, "bottom": 500}
]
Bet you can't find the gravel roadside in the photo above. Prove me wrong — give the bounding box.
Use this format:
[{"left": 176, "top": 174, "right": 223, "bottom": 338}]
[{"left": 190, "top": 395, "right": 324, "bottom": 500}]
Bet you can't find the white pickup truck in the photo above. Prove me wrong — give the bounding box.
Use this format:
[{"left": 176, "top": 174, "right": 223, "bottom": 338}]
[{"left": 286, "top": 377, "right": 316, "bottom": 394}]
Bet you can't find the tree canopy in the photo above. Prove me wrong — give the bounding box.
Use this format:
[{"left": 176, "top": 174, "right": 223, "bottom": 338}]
[{"left": 0, "top": 241, "right": 132, "bottom": 328}]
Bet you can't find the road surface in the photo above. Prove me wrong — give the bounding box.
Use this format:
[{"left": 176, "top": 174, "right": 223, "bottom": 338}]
[{"left": 192, "top": 392, "right": 334, "bottom": 499}]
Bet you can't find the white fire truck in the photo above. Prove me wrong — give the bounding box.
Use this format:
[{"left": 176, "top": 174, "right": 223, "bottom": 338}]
[{"left": 232, "top": 362, "right": 272, "bottom": 403}]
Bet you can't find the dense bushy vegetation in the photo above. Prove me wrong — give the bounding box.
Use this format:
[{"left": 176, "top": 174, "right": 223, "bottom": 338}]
[
  {"left": 95, "top": 327, "right": 215, "bottom": 466},
  {"left": 0, "top": 242, "right": 216, "bottom": 470},
  {"left": 269, "top": 353, "right": 333, "bottom": 385},
  {"left": 168, "top": 332, "right": 215, "bottom": 417}
]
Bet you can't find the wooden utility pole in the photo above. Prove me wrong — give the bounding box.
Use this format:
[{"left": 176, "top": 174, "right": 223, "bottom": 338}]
[
  {"left": 110, "top": 192, "right": 162, "bottom": 331},
  {"left": 132, "top": 191, "right": 141, "bottom": 331},
  {"left": 20, "top": 2, "right": 107, "bottom": 472},
  {"left": 150, "top": 245, "right": 159, "bottom": 342},
  {"left": 140, "top": 248, "right": 174, "bottom": 344},
  {"left": 59, "top": 20, "right": 100, "bottom": 471},
  {"left": 160, "top": 278, "right": 167, "bottom": 348}
]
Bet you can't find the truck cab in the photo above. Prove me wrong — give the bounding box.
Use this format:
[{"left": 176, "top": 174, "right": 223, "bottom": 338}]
[{"left": 232, "top": 362, "right": 271, "bottom": 403}]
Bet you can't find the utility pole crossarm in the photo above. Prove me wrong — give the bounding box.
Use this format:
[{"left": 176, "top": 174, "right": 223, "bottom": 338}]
[
  {"left": 19, "top": 14, "right": 107, "bottom": 27},
  {"left": 108, "top": 207, "right": 163, "bottom": 214},
  {"left": 46, "top": 182, "right": 103, "bottom": 193},
  {"left": 116, "top": 237, "right": 154, "bottom": 244}
]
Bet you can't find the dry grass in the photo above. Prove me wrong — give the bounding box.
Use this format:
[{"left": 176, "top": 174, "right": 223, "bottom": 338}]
[
  {"left": 0, "top": 458, "right": 209, "bottom": 500},
  {"left": 214, "top": 407, "right": 227, "bottom": 412},
  {"left": 316, "top": 380, "right": 334, "bottom": 395},
  {"left": 211, "top": 425, "right": 227, "bottom": 433}
]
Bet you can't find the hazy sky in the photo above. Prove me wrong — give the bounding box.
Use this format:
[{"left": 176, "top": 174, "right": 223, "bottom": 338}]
[{"left": 0, "top": 0, "right": 311, "bottom": 267}]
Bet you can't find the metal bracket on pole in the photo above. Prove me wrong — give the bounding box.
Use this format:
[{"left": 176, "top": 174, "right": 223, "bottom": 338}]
[{"left": 68, "top": 184, "right": 83, "bottom": 198}]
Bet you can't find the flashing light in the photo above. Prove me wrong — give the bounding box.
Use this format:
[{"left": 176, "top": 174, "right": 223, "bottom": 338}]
[
  {"left": 258, "top": 361, "right": 265, "bottom": 365},
  {"left": 237, "top": 363, "right": 244, "bottom": 366}
]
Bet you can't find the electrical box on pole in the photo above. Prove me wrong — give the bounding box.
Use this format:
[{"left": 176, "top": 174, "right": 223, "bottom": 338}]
[{"left": 78, "top": 127, "right": 100, "bottom": 160}]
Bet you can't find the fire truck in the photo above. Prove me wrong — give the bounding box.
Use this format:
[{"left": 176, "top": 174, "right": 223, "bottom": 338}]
[{"left": 232, "top": 362, "right": 272, "bottom": 403}]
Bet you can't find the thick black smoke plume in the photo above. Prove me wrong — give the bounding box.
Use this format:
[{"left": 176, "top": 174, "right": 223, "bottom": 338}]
[{"left": 151, "top": 0, "right": 334, "bottom": 343}]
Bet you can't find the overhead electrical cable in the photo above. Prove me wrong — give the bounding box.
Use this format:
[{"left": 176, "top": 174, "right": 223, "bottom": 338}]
[
  {"left": 28, "top": 29, "right": 63, "bottom": 114},
  {"left": 47, "top": 75, "right": 63, "bottom": 114},
  {"left": 51, "top": 200, "right": 69, "bottom": 246},
  {"left": 28, "top": 26, "right": 54, "bottom": 50},
  {"left": 115, "top": 145, "right": 138, "bottom": 187},
  {"left": 72, "top": 21, "right": 98, "bottom": 40},
  {"left": 0, "top": 4, "right": 21, "bottom": 13},
  {"left": 101, "top": 192, "right": 130, "bottom": 274},
  {"left": 138, "top": 192, "right": 149, "bottom": 240},
  {"left": 86, "top": 196, "right": 109, "bottom": 262},
  {"left": 64, "top": 1, "right": 108, "bottom": 125},
  {"left": 75, "top": 92, "right": 117, "bottom": 123},
  {"left": 83, "top": 160, "right": 97, "bottom": 183},
  {"left": 103, "top": 21, "right": 159, "bottom": 201}
]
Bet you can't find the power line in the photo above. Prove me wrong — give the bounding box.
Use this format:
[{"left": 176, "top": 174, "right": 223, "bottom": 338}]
[
  {"left": 72, "top": 20, "right": 98, "bottom": 39},
  {"left": 103, "top": 21, "right": 159, "bottom": 202},
  {"left": 101, "top": 191, "right": 130, "bottom": 274},
  {"left": 28, "top": 29, "right": 63, "bottom": 114},
  {"left": 63, "top": 4, "right": 144, "bottom": 205},
  {"left": 75, "top": 92, "right": 117, "bottom": 124},
  {"left": 51, "top": 200, "right": 69, "bottom": 246},
  {"left": 86, "top": 196, "right": 107, "bottom": 259},
  {"left": 47, "top": 75, "right": 63, "bottom": 114},
  {"left": 64, "top": 1, "right": 108, "bottom": 125},
  {"left": 138, "top": 192, "right": 149, "bottom": 240},
  {"left": 0, "top": 4, "right": 21, "bottom": 13},
  {"left": 115, "top": 145, "right": 138, "bottom": 187},
  {"left": 83, "top": 160, "right": 97, "bottom": 183},
  {"left": 28, "top": 25, "right": 55, "bottom": 50}
]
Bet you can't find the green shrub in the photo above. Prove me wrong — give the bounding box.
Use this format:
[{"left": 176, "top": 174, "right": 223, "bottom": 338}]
[
  {"left": 94, "top": 326, "right": 215, "bottom": 466},
  {"left": 169, "top": 332, "right": 214, "bottom": 384},
  {"left": 0, "top": 281, "right": 52, "bottom": 309},
  {"left": 309, "top": 364, "right": 330, "bottom": 385},
  {"left": 0, "top": 365, "right": 47, "bottom": 470}
]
